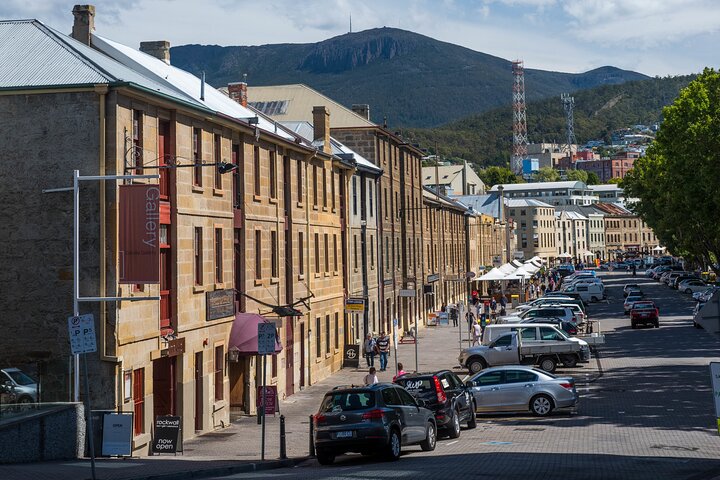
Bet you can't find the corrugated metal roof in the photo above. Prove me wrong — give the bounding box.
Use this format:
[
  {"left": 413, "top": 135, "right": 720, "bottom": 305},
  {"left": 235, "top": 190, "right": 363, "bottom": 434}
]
[
  {"left": 506, "top": 198, "right": 553, "bottom": 208},
  {"left": 489, "top": 181, "right": 585, "bottom": 192},
  {"left": 0, "top": 20, "right": 111, "bottom": 87}
]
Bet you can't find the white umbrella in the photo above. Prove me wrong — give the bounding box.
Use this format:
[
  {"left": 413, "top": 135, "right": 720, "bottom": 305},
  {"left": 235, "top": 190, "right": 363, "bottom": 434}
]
[
  {"left": 506, "top": 269, "right": 532, "bottom": 280},
  {"left": 498, "top": 263, "right": 517, "bottom": 274},
  {"left": 558, "top": 252, "right": 572, "bottom": 259},
  {"left": 653, "top": 246, "right": 665, "bottom": 252},
  {"left": 478, "top": 268, "right": 507, "bottom": 281}
]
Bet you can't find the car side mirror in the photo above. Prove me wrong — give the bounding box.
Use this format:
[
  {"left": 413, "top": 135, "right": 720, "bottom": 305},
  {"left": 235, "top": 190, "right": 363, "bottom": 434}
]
[{"left": 465, "top": 380, "right": 474, "bottom": 388}]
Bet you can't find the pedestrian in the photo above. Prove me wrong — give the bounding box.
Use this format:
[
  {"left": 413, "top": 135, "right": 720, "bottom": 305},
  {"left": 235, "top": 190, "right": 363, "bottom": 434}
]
[
  {"left": 541, "top": 284, "right": 547, "bottom": 295},
  {"left": 499, "top": 306, "right": 507, "bottom": 317},
  {"left": 472, "top": 320, "right": 482, "bottom": 346},
  {"left": 499, "top": 295, "right": 507, "bottom": 310},
  {"left": 364, "top": 367, "right": 378, "bottom": 385},
  {"left": 451, "top": 307, "right": 458, "bottom": 327},
  {"left": 363, "top": 333, "right": 376, "bottom": 368},
  {"left": 490, "top": 298, "right": 497, "bottom": 314},
  {"left": 393, "top": 363, "right": 407, "bottom": 381},
  {"left": 376, "top": 331, "right": 390, "bottom": 371}
]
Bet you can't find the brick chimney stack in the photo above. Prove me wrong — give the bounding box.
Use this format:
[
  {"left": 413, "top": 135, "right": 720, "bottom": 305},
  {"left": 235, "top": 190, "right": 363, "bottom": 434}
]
[
  {"left": 351, "top": 104, "right": 370, "bottom": 120},
  {"left": 313, "top": 106, "right": 332, "bottom": 154},
  {"left": 71, "top": 4, "right": 95, "bottom": 46},
  {"left": 227, "top": 82, "right": 248, "bottom": 107},
  {"left": 140, "top": 41, "right": 171, "bottom": 64}
]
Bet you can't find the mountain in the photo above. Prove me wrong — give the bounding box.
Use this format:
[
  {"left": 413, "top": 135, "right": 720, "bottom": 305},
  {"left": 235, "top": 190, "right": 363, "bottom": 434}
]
[
  {"left": 403, "top": 75, "right": 694, "bottom": 167},
  {"left": 170, "top": 28, "right": 648, "bottom": 128}
]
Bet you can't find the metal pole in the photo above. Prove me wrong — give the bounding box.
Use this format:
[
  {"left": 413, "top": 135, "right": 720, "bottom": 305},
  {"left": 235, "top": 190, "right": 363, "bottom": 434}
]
[
  {"left": 308, "top": 414, "right": 315, "bottom": 457},
  {"left": 392, "top": 319, "right": 398, "bottom": 376},
  {"left": 73, "top": 170, "right": 80, "bottom": 402},
  {"left": 83, "top": 353, "right": 97, "bottom": 480},
  {"left": 279, "top": 415, "right": 287, "bottom": 459},
  {"left": 414, "top": 327, "right": 418, "bottom": 373},
  {"left": 261, "top": 354, "right": 266, "bottom": 461},
  {"left": 458, "top": 304, "right": 463, "bottom": 357}
]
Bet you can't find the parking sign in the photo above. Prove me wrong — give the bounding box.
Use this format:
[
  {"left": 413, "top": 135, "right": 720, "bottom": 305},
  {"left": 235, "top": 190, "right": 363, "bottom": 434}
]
[
  {"left": 257, "top": 322, "right": 277, "bottom": 355},
  {"left": 68, "top": 314, "right": 97, "bottom": 355}
]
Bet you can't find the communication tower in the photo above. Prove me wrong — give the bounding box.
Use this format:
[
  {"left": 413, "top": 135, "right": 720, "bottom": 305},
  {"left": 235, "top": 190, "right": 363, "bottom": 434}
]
[
  {"left": 511, "top": 60, "right": 528, "bottom": 174},
  {"left": 561, "top": 93, "right": 577, "bottom": 161}
]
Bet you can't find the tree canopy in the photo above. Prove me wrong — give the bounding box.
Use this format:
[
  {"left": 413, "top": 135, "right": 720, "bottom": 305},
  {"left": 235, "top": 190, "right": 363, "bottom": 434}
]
[
  {"left": 534, "top": 166, "right": 560, "bottom": 182},
  {"left": 478, "top": 166, "right": 524, "bottom": 187},
  {"left": 623, "top": 68, "right": 720, "bottom": 268},
  {"left": 565, "top": 169, "right": 589, "bottom": 183}
]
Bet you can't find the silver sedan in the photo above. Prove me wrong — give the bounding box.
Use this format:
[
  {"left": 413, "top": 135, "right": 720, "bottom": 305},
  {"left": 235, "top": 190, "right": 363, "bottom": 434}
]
[{"left": 464, "top": 366, "right": 578, "bottom": 416}]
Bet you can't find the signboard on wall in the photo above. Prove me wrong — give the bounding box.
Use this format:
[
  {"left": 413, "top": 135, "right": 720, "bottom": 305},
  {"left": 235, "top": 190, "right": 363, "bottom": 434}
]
[
  {"left": 257, "top": 386, "right": 278, "bottom": 415},
  {"left": 119, "top": 184, "right": 160, "bottom": 284},
  {"left": 206, "top": 289, "right": 235, "bottom": 321},
  {"left": 345, "top": 298, "right": 365, "bottom": 313}
]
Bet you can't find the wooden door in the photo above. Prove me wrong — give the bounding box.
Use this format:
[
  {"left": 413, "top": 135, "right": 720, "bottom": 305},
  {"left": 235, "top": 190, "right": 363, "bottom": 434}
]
[
  {"left": 152, "top": 356, "right": 175, "bottom": 418},
  {"left": 194, "top": 351, "right": 203, "bottom": 431}
]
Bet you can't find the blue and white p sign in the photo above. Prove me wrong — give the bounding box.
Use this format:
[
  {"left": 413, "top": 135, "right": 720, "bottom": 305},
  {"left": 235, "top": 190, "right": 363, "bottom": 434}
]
[{"left": 68, "top": 314, "right": 97, "bottom": 355}]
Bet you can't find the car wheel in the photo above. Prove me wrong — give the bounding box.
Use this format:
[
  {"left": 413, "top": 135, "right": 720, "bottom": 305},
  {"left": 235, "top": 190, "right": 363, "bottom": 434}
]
[
  {"left": 530, "top": 394, "right": 554, "bottom": 416},
  {"left": 447, "top": 409, "right": 461, "bottom": 439},
  {"left": 561, "top": 354, "right": 578, "bottom": 368},
  {"left": 685, "top": 289, "right": 693, "bottom": 294},
  {"left": 468, "top": 358, "right": 486, "bottom": 374},
  {"left": 694, "top": 321, "right": 703, "bottom": 329},
  {"left": 385, "top": 429, "right": 401, "bottom": 461},
  {"left": 631, "top": 322, "right": 637, "bottom": 329},
  {"left": 420, "top": 422, "right": 437, "bottom": 451},
  {"left": 467, "top": 403, "right": 477, "bottom": 429},
  {"left": 591, "top": 296, "right": 599, "bottom": 302},
  {"left": 654, "top": 321, "right": 659, "bottom": 328},
  {"left": 316, "top": 448, "right": 335, "bottom": 466},
  {"left": 17, "top": 396, "right": 32, "bottom": 404},
  {"left": 539, "top": 356, "right": 557, "bottom": 373}
]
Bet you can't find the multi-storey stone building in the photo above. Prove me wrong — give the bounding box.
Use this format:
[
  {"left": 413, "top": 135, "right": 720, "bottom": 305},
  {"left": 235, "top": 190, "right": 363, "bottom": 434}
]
[{"left": 506, "top": 199, "right": 557, "bottom": 263}]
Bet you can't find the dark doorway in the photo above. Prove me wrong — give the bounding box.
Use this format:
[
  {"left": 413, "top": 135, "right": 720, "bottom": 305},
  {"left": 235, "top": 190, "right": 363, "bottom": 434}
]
[
  {"left": 299, "top": 323, "right": 306, "bottom": 388},
  {"left": 229, "top": 357, "right": 248, "bottom": 413},
  {"left": 153, "top": 356, "right": 176, "bottom": 419},
  {"left": 194, "top": 351, "right": 203, "bottom": 431}
]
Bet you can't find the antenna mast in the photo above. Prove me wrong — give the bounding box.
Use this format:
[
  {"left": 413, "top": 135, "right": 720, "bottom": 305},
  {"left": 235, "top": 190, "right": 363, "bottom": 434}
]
[
  {"left": 561, "top": 93, "right": 577, "bottom": 165},
  {"left": 511, "top": 60, "right": 528, "bottom": 174}
]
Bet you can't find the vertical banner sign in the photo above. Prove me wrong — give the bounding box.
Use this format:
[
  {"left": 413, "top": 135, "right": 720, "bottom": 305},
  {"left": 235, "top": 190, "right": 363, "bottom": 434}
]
[
  {"left": 710, "top": 362, "right": 720, "bottom": 435},
  {"left": 119, "top": 184, "right": 160, "bottom": 284}
]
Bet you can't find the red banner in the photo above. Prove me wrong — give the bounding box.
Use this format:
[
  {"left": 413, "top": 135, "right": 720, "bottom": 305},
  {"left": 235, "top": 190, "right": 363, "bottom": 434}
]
[{"left": 119, "top": 184, "right": 160, "bottom": 284}]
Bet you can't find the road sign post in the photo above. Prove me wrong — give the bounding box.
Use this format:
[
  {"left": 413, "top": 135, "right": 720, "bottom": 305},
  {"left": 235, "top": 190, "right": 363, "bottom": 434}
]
[{"left": 257, "top": 322, "right": 277, "bottom": 461}]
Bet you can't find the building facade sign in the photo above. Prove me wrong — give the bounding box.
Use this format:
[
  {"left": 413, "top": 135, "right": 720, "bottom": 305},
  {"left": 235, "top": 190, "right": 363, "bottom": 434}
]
[
  {"left": 206, "top": 289, "right": 235, "bottom": 321},
  {"left": 119, "top": 184, "right": 160, "bottom": 284}
]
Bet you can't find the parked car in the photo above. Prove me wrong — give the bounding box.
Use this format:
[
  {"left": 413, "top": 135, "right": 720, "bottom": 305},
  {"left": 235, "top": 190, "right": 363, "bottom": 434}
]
[
  {"left": 394, "top": 370, "right": 476, "bottom": 439},
  {"left": 695, "top": 286, "right": 719, "bottom": 303},
  {"left": 560, "top": 283, "right": 605, "bottom": 303},
  {"left": 630, "top": 301, "right": 659, "bottom": 328},
  {"left": 623, "top": 284, "right": 640, "bottom": 297},
  {"left": 671, "top": 274, "right": 699, "bottom": 289},
  {"left": 624, "top": 293, "right": 644, "bottom": 314},
  {"left": 516, "top": 296, "right": 576, "bottom": 313},
  {"left": 556, "top": 264, "right": 576, "bottom": 277},
  {"left": 313, "top": 384, "right": 437, "bottom": 464},
  {"left": 679, "top": 279, "right": 708, "bottom": 294},
  {"left": 465, "top": 365, "right": 578, "bottom": 416},
  {"left": 543, "top": 292, "right": 587, "bottom": 307},
  {"left": 520, "top": 306, "right": 581, "bottom": 325},
  {"left": 0, "top": 368, "right": 38, "bottom": 403},
  {"left": 500, "top": 316, "right": 578, "bottom": 336},
  {"left": 663, "top": 272, "right": 685, "bottom": 286}
]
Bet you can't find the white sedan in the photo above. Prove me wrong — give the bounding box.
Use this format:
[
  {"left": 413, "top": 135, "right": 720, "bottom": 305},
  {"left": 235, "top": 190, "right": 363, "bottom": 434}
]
[{"left": 679, "top": 279, "right": 708, "bottom": 294}]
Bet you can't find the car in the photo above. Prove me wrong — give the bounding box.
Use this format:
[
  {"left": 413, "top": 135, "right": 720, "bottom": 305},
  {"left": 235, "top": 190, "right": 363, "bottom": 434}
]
[
  {"left": 624, "top": 294, "right": 644, "bottom": 314},
  {"left": 465, "top": 365, "right": 579, "bottom": 416},
  {"left": 313, "top": 383, "right": 437, "bottom": 464},
  {"left": 520, "top": 306, "right": 580, "bottom": 325},
  {"left": 517, "top": 297, "right": 587, "bottom": 317},
  {"left": 663, "top": 272, "right": 685, "bottom": 286},
  {"left": 679, "top": 279, "right": 708, "bottom": 294},
  {"left": 0, "top": 368, "right": 38, "bottom": 403},
  {"left": 543, "top": 292, "right": 587, "bottom": 307},
  {"left": 623, "top": 284, "right": 640, "bottom": 297},
  {"left": 394, "top": 370, "right": 476, "bottom": 439},
  {"left": 612, "top": 261, "right": 630, "bottom": 271},
  {"left": 695, "top": 286, "right": 719, "bottom": 303},
  {"left": 506, "top": 316, "right": 579, "bottom": 336},
  {"left": 560, "top": 283, "right": 605, "bottom": 303},
  {"left": 630, "top": 301, "right": 659, "bottom": 328},
  {"left": 671, "top": 274, "right": 699, "bottom": 289}
]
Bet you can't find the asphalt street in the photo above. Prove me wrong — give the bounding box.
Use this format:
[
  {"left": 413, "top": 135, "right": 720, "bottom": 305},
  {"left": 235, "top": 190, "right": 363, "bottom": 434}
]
[{"left": 207, "top": 271, "right": 720, "bottom": 480}]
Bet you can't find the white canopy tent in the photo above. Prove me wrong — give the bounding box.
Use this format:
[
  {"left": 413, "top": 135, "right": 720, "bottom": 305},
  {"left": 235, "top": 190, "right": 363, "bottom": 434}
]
[
  {"left": 558, "top": 252, "right": 572, "bottom": 259},
  {"left": 477, "top": 268, "right": 508, "bottom": 281}
]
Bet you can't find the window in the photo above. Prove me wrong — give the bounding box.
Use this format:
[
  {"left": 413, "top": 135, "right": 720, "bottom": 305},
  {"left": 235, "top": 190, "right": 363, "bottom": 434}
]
[
  {"left": 298, "top": 232, "right": 304, "bottom": 275},
  {"left": 214, "top": 134, "right": 222, "bottom": 189},
  {"left": 214, "top": 228, "right": 223, "bottom": 284},
  {"left": 382, "top": 387, "right": 401, "bottom": 406},
  {"left": 271, "top": 230, "right": 278, "bottom": 278},
  {"left": 133, "top": 368, "right": 144, "bottom": 435},
  {"left": 214, "top": 345, "right": 224, "bottom": 401},
  {"left": 352, "top": 176, "right": 358, "bottom": 215},
  {"left": 384, "top": 188, "right": 388, "bottom": 219},
  {"left": 370, "top": 235, "right": 375, "bottom": 267},
  {"left": 253, "top": 146, "right": 261, "bottom": 195},
  {"left": 333, "top": 234, "right": 338, "bottom": 271},
  {"left": 313, "top": 165, "right": 318, "bottom": 206},
  {"left": 325, "top": 315, "right": 331, "bottom": 354},
  {"left": 316, "top": 317, "right": 321, "bottom": 357},
  {"left": 194, "top": 227, "right": 203, "bottom": 285},
  {"left": 324, "top": 233, "right": 329, "bottom": 272},
  {"left": 331, "top": 169, "right": 336, "bottom": 210},
  {"left": 369, "top": 181, "right": 374, "bottom": 216},
  {"left": 297, "top": 159, "right": 303, "bottom": 202},
  {"left": 473, "top": 371, "right": 503, "bottom": 387},
  {"left": 322, "top": 168, "right": 327, "bottom": 208},
  {"left": 269, "top": 150, "right": 277, "bottom": 198},
  {"left": 314, "top": 233, "right": 320, "bottom": 273},
  {"left": 385, "top": 237, "right": 390, "bottom": 272},
  {"left": 504, "top": 370, "right": 538, "bottom": 384},
  {"left": 353, "top": 235, "right": 358, "bottom": 269},
  {"left": 334, "top": 312, "right": 339, "bottom": 351},
  {"left": 255, "top": 230, "right": 262, "bottom": 280},
  {"left": 193, "top": 128, "right": 202, "bottom": 186},
  {"left": 132, "top": 110, "right": 143, "bottom": 173}
]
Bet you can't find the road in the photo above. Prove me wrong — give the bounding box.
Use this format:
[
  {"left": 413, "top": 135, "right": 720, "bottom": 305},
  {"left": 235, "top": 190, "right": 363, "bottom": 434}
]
[{"left": 207, "top": 271, "right": 720, "bottom": 480}]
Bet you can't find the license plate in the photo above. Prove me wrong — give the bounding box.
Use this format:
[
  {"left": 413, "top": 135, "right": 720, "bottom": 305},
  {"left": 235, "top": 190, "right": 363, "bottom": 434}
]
[{"left": 335, "top": 431, "right": 353, "bottom": 439}]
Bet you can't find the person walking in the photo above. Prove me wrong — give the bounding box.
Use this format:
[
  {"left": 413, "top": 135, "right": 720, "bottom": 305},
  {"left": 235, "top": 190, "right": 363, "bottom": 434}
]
[
  {"left": 393, "top": 363, "right": 407, "bottom": 381},
  {"left": 376, "top": 331, "right": 390, "bottom": 371},
  {"left": 363, "top": 367, "right": 378, "bottom": 385},
  {"left": 451, "top": 307, "right": 458, "bottom": 327},
  {"left": 472, "top": 320, "right": 482, "bottom": 346},
  {"left": 363, "top": 333, "right": 376, "bottom": 368}
]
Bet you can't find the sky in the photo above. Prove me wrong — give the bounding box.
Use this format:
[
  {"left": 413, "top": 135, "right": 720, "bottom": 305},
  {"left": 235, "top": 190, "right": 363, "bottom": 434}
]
[{"left": 2, "top": 0, "right": 719, "bottom": 76}]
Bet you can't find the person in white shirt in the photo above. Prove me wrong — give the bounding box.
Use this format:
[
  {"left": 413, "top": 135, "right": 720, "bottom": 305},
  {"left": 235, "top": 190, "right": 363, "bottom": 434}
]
[
  {"left": 472, "top": 320, "right": 482, "bottom": 346},
  {"left": 363, "top": 367, "right": 378, "bottom": 385}
]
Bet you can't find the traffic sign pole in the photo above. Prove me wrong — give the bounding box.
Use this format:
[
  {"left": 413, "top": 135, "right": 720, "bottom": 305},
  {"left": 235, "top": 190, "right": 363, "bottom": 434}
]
[{"left": 261, "top": 354, "right": 266, "bottom": 460}]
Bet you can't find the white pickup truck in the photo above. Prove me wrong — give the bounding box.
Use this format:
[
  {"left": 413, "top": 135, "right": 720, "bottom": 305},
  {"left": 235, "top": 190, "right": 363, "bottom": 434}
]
[{"left": 458, "top": 330, "right": 587, "bottom": 374}]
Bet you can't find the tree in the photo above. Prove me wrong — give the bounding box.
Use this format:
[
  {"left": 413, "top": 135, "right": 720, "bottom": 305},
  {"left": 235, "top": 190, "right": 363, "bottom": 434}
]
[
  {"left": 534, "top": 166, "right": 560, "bottom": 182},
  {"left": 478, "top": 166, "right": 524, "bottom": 187},
  {"left": 586, "top": 171, "right": 600, "bottom": 185},
  {"left": 623, "top": 68, "right": 720, "bottom": 270},
  {"left": 607, "top": 177, "right": 624, "bottom": 185},
  {"left": 565, "top": 169, "right": 589, "bottom": 183}
]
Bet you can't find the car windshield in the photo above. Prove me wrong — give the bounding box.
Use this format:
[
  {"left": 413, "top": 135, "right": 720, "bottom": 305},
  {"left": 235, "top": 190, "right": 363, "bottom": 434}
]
[
  {"left": 627, "top": 296, "right": 642, "bottom": 302},
  {"left": 319, "top": 391, "right": 375, "bottom": 412},
  {"left": 6, "top": 370, "right": 35, "bottom": 386},
  {"left": 633, "top": 303, "right": 655, "bottom": 309},
  {"left": 395, "top": 377, "right": 434, "bottom": 395}
]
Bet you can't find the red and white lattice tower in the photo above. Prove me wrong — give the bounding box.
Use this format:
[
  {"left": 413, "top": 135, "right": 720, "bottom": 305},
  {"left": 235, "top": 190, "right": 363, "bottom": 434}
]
[{"left": 511, "top": 60, "right": 528, "bottom": 174}]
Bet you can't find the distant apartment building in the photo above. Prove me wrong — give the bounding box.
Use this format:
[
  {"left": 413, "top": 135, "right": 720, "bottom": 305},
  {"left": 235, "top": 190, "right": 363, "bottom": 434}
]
[
  {"left": 592, "top": 203, "right": 659, "bottom": 258},
  {"left": 506, "top": 199, "right": 557, "bottom": 264},
  {"left": 555, "top": 211, "right": 590, "bottom": 262},
  {"left": 527, "top": 142, "right": 577, "bottom": 168},
  {"left": 575, "top": 151, "right": 638, "bottom": 183},
  {"left": 422, "top": 162, "right": 486, "bottom": 196},
  {"left": 489, "top": 181, "right": 599, "bottom": 206}
]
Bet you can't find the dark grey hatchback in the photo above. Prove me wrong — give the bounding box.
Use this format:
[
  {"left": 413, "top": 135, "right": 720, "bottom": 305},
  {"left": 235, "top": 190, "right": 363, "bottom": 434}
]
[{"left": 313, "top": 383, "right": 437, "bottom": 465}]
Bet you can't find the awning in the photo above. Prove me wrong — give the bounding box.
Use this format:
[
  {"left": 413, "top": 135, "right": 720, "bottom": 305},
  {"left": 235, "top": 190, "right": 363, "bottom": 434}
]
[
  {"left": 478, "top": 267, "right": 508, "bottom": 281},
  {"left": 228, "top": 313, "right": 283, "bottom": 356}
]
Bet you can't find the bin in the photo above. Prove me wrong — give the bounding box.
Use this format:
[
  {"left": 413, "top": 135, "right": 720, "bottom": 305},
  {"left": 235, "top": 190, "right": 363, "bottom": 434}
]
[{"left": 511, "top": 294, "right": 519, "bottom": 308}]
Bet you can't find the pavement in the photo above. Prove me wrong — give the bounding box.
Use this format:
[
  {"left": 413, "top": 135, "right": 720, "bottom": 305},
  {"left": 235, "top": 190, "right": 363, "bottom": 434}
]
[{"left": 6, "top": 271, "right": 720, "bottom": 480}]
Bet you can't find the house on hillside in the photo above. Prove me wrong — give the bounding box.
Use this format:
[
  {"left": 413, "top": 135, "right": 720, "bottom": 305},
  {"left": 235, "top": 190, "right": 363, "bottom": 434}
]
[{"left": 421, "top": 162, "right": 486, "bottom": 196}]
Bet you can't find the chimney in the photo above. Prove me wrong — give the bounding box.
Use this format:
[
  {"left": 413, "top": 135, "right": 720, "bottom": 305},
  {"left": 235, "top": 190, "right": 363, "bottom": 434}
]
[
  {"left": 140, "top": 41, "right": 171, "bottom": 64},
  {"left": 313, "top": 106, "right": 332, "bottom": 154},
  {"left": 227, "top": 82, "right": 248, "bottom": 107},
  {"left": 71, "top": 4, "right": 95, "bottom": 46},
  {"left": 351, "top": 104, "right": 370, "bottom": 120}
]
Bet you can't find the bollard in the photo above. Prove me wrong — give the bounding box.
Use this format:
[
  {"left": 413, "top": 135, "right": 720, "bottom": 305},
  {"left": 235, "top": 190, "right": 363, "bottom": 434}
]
[
  {"left": 308, "top": 414, "right": 315, "bottom": 457},
  {"left": 279, "top": 415, "right": 287, "bottom": 459}
]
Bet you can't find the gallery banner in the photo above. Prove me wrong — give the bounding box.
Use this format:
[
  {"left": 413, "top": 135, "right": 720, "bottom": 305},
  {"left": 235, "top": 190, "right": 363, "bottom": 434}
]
[{"left": 119, "top": 184, "right": 160, "bottom": 284}]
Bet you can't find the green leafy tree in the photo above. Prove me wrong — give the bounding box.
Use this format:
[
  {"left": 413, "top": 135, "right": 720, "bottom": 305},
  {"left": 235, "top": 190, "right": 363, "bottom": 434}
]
[
  {"left": 534, "top": 166, "right": 560, "bottom": 182},
  {"left": 586, "top": 171, "right": 600, "bottom": 185},
  {"left": 623, "top": 68, "right": 720, "bottom": 269},
  {"left": 565, "top": 169, "right": 589, "bottom": 183},
  {"left": 607, "top": 177, "right": 624, "bottom": 185},
  {"left": 478, "top": 166, "right": 524, "bottom": 187}
]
